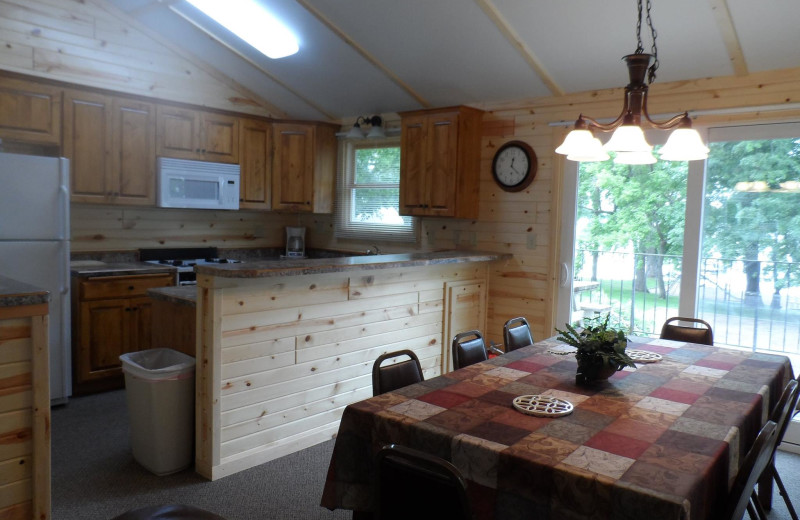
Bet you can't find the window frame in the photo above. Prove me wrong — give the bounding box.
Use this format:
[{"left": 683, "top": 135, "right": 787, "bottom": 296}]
[{"left": 334, "top": 137, "right": 418, "bottom": 242}]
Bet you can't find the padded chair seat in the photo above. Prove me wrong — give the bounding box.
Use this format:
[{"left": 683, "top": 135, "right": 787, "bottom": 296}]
[{"left": 111, "top": 504, "right": 226, "bottom": 520}]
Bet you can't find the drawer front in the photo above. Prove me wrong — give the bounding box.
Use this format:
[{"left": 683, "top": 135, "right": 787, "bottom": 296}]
[{"left": 81, "top": 274, "right": 174, "bottom": 300}]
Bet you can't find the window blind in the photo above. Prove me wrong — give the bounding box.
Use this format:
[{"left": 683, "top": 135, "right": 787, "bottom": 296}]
[{"left": 334, "top": 137, "right": 418, "bottom": 242}]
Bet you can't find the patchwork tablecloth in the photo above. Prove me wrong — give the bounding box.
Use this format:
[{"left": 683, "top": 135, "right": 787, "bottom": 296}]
[{"left": 321, "top": 337, "right": 792, "bottom": 520}]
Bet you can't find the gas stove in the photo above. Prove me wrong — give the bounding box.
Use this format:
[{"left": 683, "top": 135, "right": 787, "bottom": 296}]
[{"left": 139, "top": 247, "right": 242, "bottom": 285}]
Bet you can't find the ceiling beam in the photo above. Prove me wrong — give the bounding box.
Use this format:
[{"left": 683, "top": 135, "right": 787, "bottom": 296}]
[
  {"left": 707, "top": 0, "right": 748, "bottom": 76},
  {"left": 294, "top": 0, "right": 431, "bottom": 109},
  {"left": 167, "top": 5, "right": 336, "bottom": 121},
  {"left": 87, "top": 0, "right": 288, "bottom": 118},
  {"left": 473, "top": 0, "right": 565, "bottom": 97}
]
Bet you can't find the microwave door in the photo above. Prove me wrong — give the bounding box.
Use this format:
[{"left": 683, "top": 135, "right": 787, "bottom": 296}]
[{"left": 167, "top": 174, "right": 222, "bottom": 209}]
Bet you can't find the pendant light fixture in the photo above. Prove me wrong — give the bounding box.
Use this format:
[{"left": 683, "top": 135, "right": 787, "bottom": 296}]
[{"left": 555, "top": 0, "right": 709, "bottom": 164}]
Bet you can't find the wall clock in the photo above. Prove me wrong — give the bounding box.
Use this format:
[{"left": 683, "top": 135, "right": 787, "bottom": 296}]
[{"left": 491, "top": 140, "right": 537, "bottom": 192}]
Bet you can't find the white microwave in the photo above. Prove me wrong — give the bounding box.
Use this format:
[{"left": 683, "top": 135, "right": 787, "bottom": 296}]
[{"left": 156, "top": 157, "right": 240, "bottom": 210}]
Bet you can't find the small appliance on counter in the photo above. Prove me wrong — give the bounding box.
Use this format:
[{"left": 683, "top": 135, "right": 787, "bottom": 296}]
[
  {"left": 284, "top": 227, "right": 306, "bottom": 258},
  {"left": 140, "top": 247, "right": 242, "bottom": 285}
]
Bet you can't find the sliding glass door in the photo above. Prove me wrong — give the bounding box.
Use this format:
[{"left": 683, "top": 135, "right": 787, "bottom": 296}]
[{"left": 558, "top": 122, "right": 800, "bottom": 357}]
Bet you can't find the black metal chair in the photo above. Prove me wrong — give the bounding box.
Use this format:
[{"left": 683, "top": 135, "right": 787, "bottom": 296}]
[
  {"left": 503, "top": 316, "right": 534, "bottom": 352},
  {"left": 726, "top": 420, "right": 779, "bottom": 520},
  {"left": 372, "top": 350, "right": 424, "bottom": 396},
  {"left": 759, "top": 379, "right": 800, "bottom": 520},
  {"left": 376, "top": 444, "right": 471, "bottom": 520},
  {"left": 659, "top": 317, "right": 714, "bottom": 345},
  {"left": 452, "top": 330, "right": 489, "bottom": 370}
]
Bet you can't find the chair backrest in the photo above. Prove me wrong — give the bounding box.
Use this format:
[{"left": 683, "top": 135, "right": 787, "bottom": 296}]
[
  {"left": 372, "top": 350, "right": 424, "bottom": 396},
  {"left": 771, "top": 379, "right": 800, "bottom": 452},
  {"left": 452, "top": 330, "right": 487, "bottom": 370},
  {"left": 376, "top": 444, "right": 471, "bottom": 520},
  {"left": 659, "top": 317, "right": 714, "bottom": 345},
  {"left": 725, "top": 420, "right": 779, "bottom": 520},
  {"left": 503, "top": 317, "right": 533, "bottom": 352}
]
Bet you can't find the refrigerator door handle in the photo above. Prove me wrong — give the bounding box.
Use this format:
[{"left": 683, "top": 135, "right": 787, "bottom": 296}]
[{"left": 59, "top": 185, "right": 69, "bottom": 241}]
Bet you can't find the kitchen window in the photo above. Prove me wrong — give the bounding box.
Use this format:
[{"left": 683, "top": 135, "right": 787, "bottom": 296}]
[{"left": 334, "top": 138, "right": 418, "bottom": 242}]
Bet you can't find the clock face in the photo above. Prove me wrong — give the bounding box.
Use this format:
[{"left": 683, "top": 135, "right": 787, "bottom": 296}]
[{"left": 492, "top": 141, "right": 536, "bottom": 192}]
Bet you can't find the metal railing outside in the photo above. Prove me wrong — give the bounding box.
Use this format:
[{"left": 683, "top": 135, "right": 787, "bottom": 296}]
[{"left": 572, "top": 249, "right": 800, "bottom": 355}]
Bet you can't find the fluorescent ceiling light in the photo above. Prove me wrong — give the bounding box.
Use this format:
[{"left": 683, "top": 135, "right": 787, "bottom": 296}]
[{"left": 185, "top": 0, "right": 299, "bottom": 59}]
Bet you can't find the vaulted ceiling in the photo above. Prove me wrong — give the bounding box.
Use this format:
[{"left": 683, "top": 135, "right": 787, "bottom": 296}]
[{"left": 107, "top": 0, "right": 800, "bottom": 122}]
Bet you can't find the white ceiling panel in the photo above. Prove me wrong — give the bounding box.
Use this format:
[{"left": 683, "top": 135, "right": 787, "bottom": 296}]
[
  {"left": 298, "top": 0, "right": 553, "bottom": 106},
  {"left": 727, "top": 0, "right": 800, "bottom": 73}
]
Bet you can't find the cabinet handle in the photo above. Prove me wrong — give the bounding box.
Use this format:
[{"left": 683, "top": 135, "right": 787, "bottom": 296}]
[
  {"left": 196, "top": 148, "right": 201, "bottom": 153},
  {"left": 202, "top": 149, "right": 206, "bottom": 153},
  {"left": 125, "top": 307, "right": 131, "bottom": 311},
  {"left": 433, "top": 121, "right": 452, "bottom": 126},
  {"left": 128, "top": 286, "right": 134, "bottom": 290},
  {"left": 306, "top": 201, "right": 310, "bottom": 205}
]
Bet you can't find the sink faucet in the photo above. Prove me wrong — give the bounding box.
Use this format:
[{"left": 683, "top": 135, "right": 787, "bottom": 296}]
[{"left": 366, "top": 245, "right": 381, "bottom": 255}]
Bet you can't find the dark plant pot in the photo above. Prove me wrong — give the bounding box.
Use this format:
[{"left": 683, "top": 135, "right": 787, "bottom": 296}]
[{"left": 576, "top": 360, "right": 618, "bottom": 385}]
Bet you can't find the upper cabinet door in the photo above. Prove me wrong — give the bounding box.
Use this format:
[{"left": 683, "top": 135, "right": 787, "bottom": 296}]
[
  {"left": 63, "top": 90, "right": 113, "bottom": 202},
  {"left": 200, "top": 113, "right": 239, "bottom": 164},
  {"left": 425, "top": 114, "right": 458, "bottom": 216},
  {"left": 272, "top": 123, "right": 314, "bottom": 212},
  {"left": 399, "top": 116, "right": 427, "bottom": 215},
  {"left": 156, "top": 106, "right": 239, "bottom": 163},
  {"left": 113, "top": 98, "right": 155, "bottom": 204},
  {"left": 398, "top": 106, "right": 483, "bottom": 219},
  {"left": 0, "top": 76, "right": 61, "bottom": 145},
  {"left": 239, "top": 118, "right": 272, "bottom": 209},
  {"left": 156, "top": 106, "right": 199, "bottom": 160}
]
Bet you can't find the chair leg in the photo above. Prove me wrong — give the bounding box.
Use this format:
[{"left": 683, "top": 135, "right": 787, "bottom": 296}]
[
  {"left": 774, "top": 467, "right": 800, "bottom": 520},
  {"left": 751, "top": 491, "right": 768, "bottom": 520},
  {"left": 748, "top": 497, "right": 764, "bottom": 520}
]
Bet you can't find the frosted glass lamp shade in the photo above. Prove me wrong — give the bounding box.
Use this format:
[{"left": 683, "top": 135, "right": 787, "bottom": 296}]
[
  {"left": 346, "top": 124, "right": 364, "bottom": 139},
  {"left": 604, "top": 125, "right": 652, "bottom": 153},
  {"left": 659, "top": 128, "right": 710, "bottom": 161},
  {"left": 556, "top": 129, "right": 596, "bottom": 156},
  {"left": 566, "top": 138, "right": 610, "bottom": 162}
]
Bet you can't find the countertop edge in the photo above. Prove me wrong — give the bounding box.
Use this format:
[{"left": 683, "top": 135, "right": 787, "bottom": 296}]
[
  {"left": 195, "top": 251, "right": 512, "bottom": 279},
  {"left": 0, "top": 275, "right": 50, "bottom": 307}
]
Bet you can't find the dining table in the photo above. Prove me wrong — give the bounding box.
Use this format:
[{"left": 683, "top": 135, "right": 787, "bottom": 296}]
[{"left": 320, "top": 335, "right": 793, "bottom": 520}]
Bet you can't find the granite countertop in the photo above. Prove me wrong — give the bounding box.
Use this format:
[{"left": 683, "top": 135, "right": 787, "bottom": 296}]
[
  {"left": 0, "top": 275, "right": 50, "bottom": 307},
  {"left": 70, "top": 260, "right": 177, "bottom": 278},
  {"left": 148, "top": 286, "right": 197, "bottom": 307},
  {"left": 195, "top": 250, "right": 512, "bottom": 279}
]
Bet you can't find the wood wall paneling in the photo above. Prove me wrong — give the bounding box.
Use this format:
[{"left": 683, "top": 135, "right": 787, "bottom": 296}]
[{"left": 197, "top": 262, "right": 491, "bottom": 479}]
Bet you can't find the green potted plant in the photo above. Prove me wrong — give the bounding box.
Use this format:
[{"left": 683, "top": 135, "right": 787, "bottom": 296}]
[{"left": 556, "top": 314, "right": 636, "bottom": 384}]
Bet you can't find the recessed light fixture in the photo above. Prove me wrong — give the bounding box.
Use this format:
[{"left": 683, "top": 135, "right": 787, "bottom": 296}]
[{"left": 185, "top": 0, "right": 299, "bottom": 59}]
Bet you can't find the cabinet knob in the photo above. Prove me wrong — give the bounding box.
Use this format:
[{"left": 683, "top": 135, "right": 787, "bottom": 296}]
[
  {"left": 128, "top": 286, "right": 134, "bottom": 290},
  {"left": 125, "top": 307, "right": 131, "bottom": 311}
]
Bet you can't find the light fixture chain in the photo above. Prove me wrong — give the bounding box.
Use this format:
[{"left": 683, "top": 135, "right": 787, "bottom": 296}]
[
  {"left": 635, "top": 0, "right": 644, "bottom": 54},
  {"left": 646, "top": 0, "right": 659, "bottom": 84}
]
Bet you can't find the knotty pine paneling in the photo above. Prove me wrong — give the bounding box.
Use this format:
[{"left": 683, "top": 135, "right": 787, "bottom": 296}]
[
  {"left": 70, "top": 204, "right": 300, "bottom": 251},
  {"left": 0, "top": 311, "right": 49, "bottom": 520},
  {"left": 0, "top": 0, "right": 271, "bottom": 116},
  {"left": 197, "top": 262, "right": 490, "bottom": 479}
]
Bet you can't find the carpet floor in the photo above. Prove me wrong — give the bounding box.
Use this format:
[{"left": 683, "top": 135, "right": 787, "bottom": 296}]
[{"left": 52, "top": 389, "right": 800, "bottom": 519}]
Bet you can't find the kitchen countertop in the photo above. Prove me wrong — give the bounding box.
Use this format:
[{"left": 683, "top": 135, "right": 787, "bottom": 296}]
[
  {"left": 195, "top": 250, "right": 511, "bottom": 279},
  {"left": 0, "top": 275, "right": 50, "bottom": 307},
  {"left": 70, "top": 260, "right": 177, "bottom": 278},
  {"left": 148, "top": 286, "right": 197, "bottom": 306}
]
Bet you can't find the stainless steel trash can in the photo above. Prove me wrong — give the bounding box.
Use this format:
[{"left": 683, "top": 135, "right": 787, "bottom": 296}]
[{"left": 119, "top": 348, "right": 195, "bottom": 475}]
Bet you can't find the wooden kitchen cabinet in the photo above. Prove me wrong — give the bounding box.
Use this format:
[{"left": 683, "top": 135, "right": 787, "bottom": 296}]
[
  {"left": 239, "top": 118, "right": 272, "bottom": 209},
  {"left": 272, "top": 122, "right": 336, "bottom": 213},
  {"left": 156, "top": 105, "right": 239, "bottom": 164},
  {"left": 0, "top": 75, "right": 61, "bottom": 145},
  {"left": 64, "top": 89, "right": 156, "bottom": 205},
  {"left": 72, "top": 273, "right": 174, "bottom": 394},
  {"left": 399, "top": 106, "right": 483, "bottom": 218}
]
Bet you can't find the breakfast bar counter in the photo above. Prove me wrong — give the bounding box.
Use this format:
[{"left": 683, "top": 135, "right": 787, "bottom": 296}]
[{"left": 193, "top": 250, "right": 510, "bottom": 480}]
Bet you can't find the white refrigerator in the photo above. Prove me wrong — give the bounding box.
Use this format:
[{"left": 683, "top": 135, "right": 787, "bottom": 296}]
[{"left": 0, "top": 152, "right": 71, "bottom": 404}]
